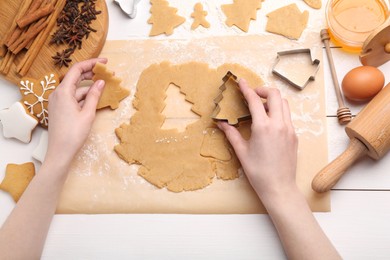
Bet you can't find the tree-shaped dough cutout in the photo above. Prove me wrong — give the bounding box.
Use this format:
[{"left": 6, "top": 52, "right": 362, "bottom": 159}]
[
  {"left": 148, "top": 0, "right": 185, "bottom": 36},
  {"left": 212, "top": 72, "right": 251, "bottom": 126},
  {"left": 92, "top": 62, "right": 130, "bottom": 110},
  {"left": 221, "top": 0, "right": 263, "bottom": 32}
]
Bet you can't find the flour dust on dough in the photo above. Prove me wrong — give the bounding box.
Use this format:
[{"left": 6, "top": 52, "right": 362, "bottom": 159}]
[{"left": 115, "top": 62, "right": 263, "bottom": 192}]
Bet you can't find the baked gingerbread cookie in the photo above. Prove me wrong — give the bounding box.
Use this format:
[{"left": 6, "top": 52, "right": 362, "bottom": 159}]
[
  {"left": 0, "top": 162, "right": 35, "bottom": 202},
  {"left": 92, "top": 62, "right": 130, "bottom": 110},
  {"left": 0, "top": 101, "right": 38, "bottom": 143},
  {"left": 19, "top": 73, "right": 59, "bottom": 128}
]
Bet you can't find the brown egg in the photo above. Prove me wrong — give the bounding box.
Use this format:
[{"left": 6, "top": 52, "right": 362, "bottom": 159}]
[{"left": 341, "top": 66, "right": 385, "bottom": 101}]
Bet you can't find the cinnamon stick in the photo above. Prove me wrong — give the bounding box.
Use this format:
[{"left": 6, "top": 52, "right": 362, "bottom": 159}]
[
  {"left": 9, "top": 19, "right": 48, "bottom": 54},
  {"left": 6, "top": 27, "right": 24, "bottom": 47},
  {"left": 0, "top": 46, "right": 6, "bottom": 58},
  {"left": 7, "top": 0, "right": 49, "bottom": 48},
  {"left": 18, "top": 0, "right": 65, "bottom": 76},
  {"left": 16, "top": 3, "right": 54, "bottom": 29},
  {"left": 28, "top": 0, "right": 45, "bottom": 13},
  {"left": 2, "top": 53, "right": 16, "bottom": 74},
  {"left": 0, "top": 52, "right": 12, "bottom": 74},
  {"left": 2, "top": 0, "right": 34, "bottom": 46}
]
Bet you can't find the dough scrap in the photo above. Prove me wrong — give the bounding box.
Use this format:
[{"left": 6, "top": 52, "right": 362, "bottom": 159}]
[
  {"left": 115, "top": 62, "right": 263, "bottom": 192},
  {"left": 191, "top": 3, "right": 210, "bottom": 30},
  {"left": 92, "top": 62, "right": 130, "bottom": 110},
  {"left": 221, "top": 0, "right": 263, "bottom": 32},
  {"left": 304, "top": 0, "right": 322, "bottom": 9},
  {"left": 148, "top": 0, "right": 185, "bottom": 36},
  {"left": 0, "top": 162, "right": 35, "bottom": 202},
  {"left": 212, "top": 73, "right": 250, "bottom": 125},
  {"left": 19, "top": 73, "right": 59, "bottom": 128},
  {"left": 200, "top": 128, "right": 231, "bottom": 161},
  {"left": 266, "top": 4, "right": 309, "bottom": 40},
  {"left": 0, "top": 101, "right": 38, "bottom": 143}
]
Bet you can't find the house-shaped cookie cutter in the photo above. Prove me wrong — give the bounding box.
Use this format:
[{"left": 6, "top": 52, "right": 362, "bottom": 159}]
[
  {"left": 272, "top": 48, "right": 320, "bottom": 90},
  {"left": 211, "top": 71, "right": 251, "bottom": 126}
]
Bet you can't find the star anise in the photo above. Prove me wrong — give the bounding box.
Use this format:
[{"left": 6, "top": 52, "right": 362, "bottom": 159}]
[
  {"left": 50, "top": 29, "right": 67, "bottom": 45},
  {"left": 52, "top": 48, "right": 74, "bottom": 68},
  {"left": 65, "top": 33, "right": 83, "bottom": 49},
  {"left": 50, "top": 0, "right": 101, "bottom": 67}
]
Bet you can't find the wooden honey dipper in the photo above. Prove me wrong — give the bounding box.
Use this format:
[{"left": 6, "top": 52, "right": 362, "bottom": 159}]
[
  {"left": 312, "top": 83, "right": 390, "bottom": 192},
  {"left": 321, "top": 29, "right": 352, "bottom": 124}
]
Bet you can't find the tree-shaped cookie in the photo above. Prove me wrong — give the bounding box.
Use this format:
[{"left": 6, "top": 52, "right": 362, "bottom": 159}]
[
  {"left": 191, "top": 3, "right": 210, "bottom": 30},
  {"left": 148, "top": 0, "right": 185, "bottom": 36},
  {"left": 221, "top": 0, "right": 263, "bottom": 32},
  {"left": 92, "top": 62, "right": 130, "bottom": 110},
  {"left": 266, "top": 4, "right": 309, "bottom": 40},
  {"left": 211, "top": 72, "right": 251, "bottom": 126}
]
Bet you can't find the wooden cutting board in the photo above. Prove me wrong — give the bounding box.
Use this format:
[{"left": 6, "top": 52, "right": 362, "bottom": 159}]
[{"left": 0, "top": 0, "right": 108, "bottom": 85}]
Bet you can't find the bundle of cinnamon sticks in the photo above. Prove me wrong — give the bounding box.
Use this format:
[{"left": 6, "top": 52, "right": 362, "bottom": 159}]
[{"left": 0, "top": 0, "right": 66, "bottom": 76}]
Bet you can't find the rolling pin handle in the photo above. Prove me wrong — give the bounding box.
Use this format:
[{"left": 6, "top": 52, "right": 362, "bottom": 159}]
[{"left": 312, "top": 138, "right": 368, "bottom": 193}]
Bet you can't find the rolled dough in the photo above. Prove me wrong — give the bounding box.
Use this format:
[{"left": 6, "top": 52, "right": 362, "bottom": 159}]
[{"left": 115, "top": 62, "right": 263, "bottom": 192}]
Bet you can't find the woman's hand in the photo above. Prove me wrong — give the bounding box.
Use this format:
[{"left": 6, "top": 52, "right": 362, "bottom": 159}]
[
  {"left": 218, "top": 79, "right": 298, "bottom": 202},
  {"left": 45, "top": 58, "right": 107, "bottom": 166}
]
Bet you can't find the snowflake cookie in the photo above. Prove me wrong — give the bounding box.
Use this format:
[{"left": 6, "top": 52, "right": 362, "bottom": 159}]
[{"left": 19, "top": 73, "right": 59, "bottom": 128}]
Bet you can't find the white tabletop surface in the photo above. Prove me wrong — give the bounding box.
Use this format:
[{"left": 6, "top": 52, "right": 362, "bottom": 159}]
[{"left": 1, "top": 0, "right": 390, "bottom": 259}]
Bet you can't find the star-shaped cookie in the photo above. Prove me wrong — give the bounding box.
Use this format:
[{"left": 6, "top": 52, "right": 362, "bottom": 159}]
[
  {"left": 0, "top": 162, "right": 35, "bottom": 202},
  {"left": 0, "top": 101, "right": 38, "bottom": 143},
  {"left": 32, "top": 130, "right": 49, "bottom": 163},
  {"left": 92, "top": 62, "right": 130, "bottom": 110}
]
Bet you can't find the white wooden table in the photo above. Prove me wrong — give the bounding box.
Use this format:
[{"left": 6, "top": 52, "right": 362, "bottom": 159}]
[{"left": 1, "top": 0, "right": 390, "bottom": 259}]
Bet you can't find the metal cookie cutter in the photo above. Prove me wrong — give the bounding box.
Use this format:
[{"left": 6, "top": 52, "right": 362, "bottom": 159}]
[
  {"left": 272, "top": 48, "right": 320, "bottom": 90},
  {"left": 114, "top": 0, "right": 141, "bottom": 19},
  {"left": 211, "top": 71, "right": 251, "bottom": 126}
]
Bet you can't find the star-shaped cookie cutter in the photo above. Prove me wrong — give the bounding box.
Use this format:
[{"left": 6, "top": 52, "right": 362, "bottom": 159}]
[
  {"left": 114, "top": 0, "right": 141, "bottom": 18},
  {"left": 272, "top": 48, "right": 320, "bottom": 90}
]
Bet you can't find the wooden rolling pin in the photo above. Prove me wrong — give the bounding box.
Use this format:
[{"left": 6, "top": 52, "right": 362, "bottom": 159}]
[{"left": 312, "top": 83, "right": 390, "bottom": 193}]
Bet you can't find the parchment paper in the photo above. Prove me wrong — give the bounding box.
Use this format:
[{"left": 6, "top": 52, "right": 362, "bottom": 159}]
[{"left": 57, "top": 33, "right": 330, "bottom": 214}]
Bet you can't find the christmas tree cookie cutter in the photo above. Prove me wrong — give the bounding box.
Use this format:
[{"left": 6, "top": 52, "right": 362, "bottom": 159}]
[
  {"left": 211, "top": 71, "right": 251, "bottom": 126},
  {"left": 272, "top": 48, "right": 320, "bottom": 90}
]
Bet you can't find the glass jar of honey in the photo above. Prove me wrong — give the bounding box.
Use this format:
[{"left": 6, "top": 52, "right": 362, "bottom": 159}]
[{"left": 326, "top": 0, "right": 389, "bottom": 52}]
